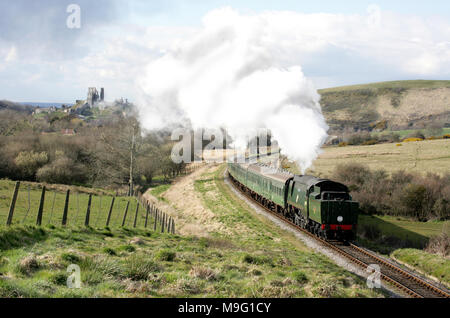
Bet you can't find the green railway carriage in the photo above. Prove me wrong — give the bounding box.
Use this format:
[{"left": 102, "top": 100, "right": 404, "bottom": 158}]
[{"left": 228, "top": 162, "right": 359, "bottom": 241}]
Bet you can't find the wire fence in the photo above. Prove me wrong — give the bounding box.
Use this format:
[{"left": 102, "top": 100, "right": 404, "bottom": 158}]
[{"left": 0, "top": 181, "right": 175, "bottom": 234}]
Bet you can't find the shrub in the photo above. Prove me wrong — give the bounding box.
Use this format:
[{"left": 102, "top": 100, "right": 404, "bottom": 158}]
[
  {"left": 402, "top": 137, "right": 423, "bottom": 142},
  {"left": 292, "top": 271, "right": 308, "bottom": 284},
  {"left": 120, "top": 245, "right": 136, "bottom": 252},
  {"left": 49, "top": 272, "right": 68, "bottom": 286},
  {"left": 242, "top": 254, "right": 272, "bottom": 265},
  {"left": 155, "top": 249, "right": 176, "bottom": 261},
  {"left": 334, "top": 164, "right": 449, "bottom": 221},
  {"left": 406, "top": 130, "right": 425, "bottom": 139},
  {"left": 443, "top": 134, "right": 450, "bottom": 139},
  {"left": 16, "top": 255, "right": 40, "bottom": 275},
  {"left": 103, "top": 247, "right": 117, "bottom": 256},
  {"left": 361, "top": 139, "right": 378, "bottom": 146},
  {"left": 396, "top": 143, "right": 402, "bottom": 146},
  {"left": 189, "top": 266, "right": 217, "bottom": 280},
  {"left": 36, "top": 156, "right": 87, "bottom": 185},
  {"left": 61, "top": 253, "right": 81, "bottom": 264},
  {"left": 425, "top": 233, "right": 450, "bottom": 257},
  {"left": 398, "top": 184, "right": 427, "bottom": 220},
  {"left": 14, "top": 151, "right": 48, "bottom": 179},
  {"left": 338, "top": 142, "right": 348, "bottom": 147},
  {"left": 123, "top": 255, "right": 159, "bottom": 280}
]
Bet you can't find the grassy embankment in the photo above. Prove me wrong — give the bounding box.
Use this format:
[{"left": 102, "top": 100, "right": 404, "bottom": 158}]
[{"left": 0, "top": 166, "right": 385, "bottom": 298}]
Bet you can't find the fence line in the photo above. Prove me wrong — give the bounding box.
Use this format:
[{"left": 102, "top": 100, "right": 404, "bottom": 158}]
[{"left": 3, "top": 183, "right": 176, "bottom": 234}]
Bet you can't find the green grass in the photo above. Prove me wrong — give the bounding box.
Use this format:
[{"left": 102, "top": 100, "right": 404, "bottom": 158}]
[
  {"left": 0, "top": 165, "right": 386, "bottom": 298},
  {"left": 0, "top": 179, "right": 146, "bottom": 229},
  {"left": 319, "top": 80, "right": 450, "bottom": 93},
  {"left": 149, "top": 184, "right": 171, "bottom": 202},
  {"left": 391, "top": 248, "right": 450, "bottom": 286},
  {"left": 356, "top": 214, "right": 449, "bottom": 255},
  {"left": 189, "top": 165, "right": 385, "bottom": 297}
]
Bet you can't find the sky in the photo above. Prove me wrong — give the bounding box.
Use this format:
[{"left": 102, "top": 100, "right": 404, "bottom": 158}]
[{"left": 0, "top": 0, "right": 449, "bottom": 103}]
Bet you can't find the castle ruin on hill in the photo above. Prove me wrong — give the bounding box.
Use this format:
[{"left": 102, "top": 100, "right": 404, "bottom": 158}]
[{"left": 87, "top": 87, "right": 104, "bottom": 107}]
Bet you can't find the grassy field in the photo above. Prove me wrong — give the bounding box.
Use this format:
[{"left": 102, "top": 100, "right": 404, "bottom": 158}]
[
  {"left": 0, "top": 179, "right": 143, "bottom": 228},
  {"left": 0, "top": 165, "right": 385, "bottom": 298},
  {"left": 305, "top": 138, "right": 450, "bottom": 178}
]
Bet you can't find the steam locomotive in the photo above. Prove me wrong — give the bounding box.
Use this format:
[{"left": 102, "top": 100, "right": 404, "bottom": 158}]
[{"left": 228, "top": 162, "right": 358, "bottom": 241}]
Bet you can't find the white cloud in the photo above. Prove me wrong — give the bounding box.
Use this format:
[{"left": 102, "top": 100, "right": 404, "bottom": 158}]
[{"left": 2, "top": 5, "right": 450, "bottom": 102}]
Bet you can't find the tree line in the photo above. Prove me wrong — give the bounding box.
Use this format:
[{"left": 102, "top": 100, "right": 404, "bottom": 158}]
[{"left": 0, "top": 106, "right": 185, "bottom": 193}]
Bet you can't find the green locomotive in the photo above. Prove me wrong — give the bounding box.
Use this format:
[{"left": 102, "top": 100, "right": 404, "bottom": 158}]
[{"left": 228, "top": 162, "right": 358, "bottom": 241}]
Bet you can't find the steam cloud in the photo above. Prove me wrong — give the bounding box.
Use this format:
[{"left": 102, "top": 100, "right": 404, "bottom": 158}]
[{"left": 136, "top": 7, "right": 329, "bottom": 172}]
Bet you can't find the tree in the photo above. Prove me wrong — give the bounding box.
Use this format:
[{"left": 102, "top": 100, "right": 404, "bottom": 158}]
[{"left": 14, "top": 150, "right": 48, "bottom": 180}]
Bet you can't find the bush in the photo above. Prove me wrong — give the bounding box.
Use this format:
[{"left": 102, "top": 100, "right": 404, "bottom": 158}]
[
  {"left": 361, "top": 139, "right": 378, "bottom": 146},
  {"left": 120, "top": 245, "right": 136, "bottom": 252},
  {"left": 155, "top": 249, "right": 176, "bottom": 261},
  {"left": 61, "top": 253, "right": 81, "bottom": 264},
  {"left": 425, "top": 233, "right": 450, "bottom": 257},
  {"left": 334, "top": 164, "right": 450, "bottom": 221},
  {"left": 124, "top": 255, "right": 159, "bottom": 280},
  {"left": 36, "top": 156, "right": 87, "bottom": 185},
  {"left": 103, "top": 247, "right": 117, "bottom": 256},
  {"left": 338, "top": 142, "right": 348, "bottom": 147},
  {"left": 49, "top": 272, "right": 68, "bottom": 286},
  {"left": 242, "top": 254, "right": 272, "bottom": 265},
  {"left": 402, "top": 137, "right": 423, "bottom": 142},
  {"left": 292, "top": 271, "right": 308, "bottom": 284},
  {"left": 14, "top": 151, "right": 48, "bottom": 179}
]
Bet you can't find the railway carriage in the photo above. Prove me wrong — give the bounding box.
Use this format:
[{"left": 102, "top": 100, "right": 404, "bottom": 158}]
[{"left": 228, "top": 162, "right": 358, "bottom": 241}]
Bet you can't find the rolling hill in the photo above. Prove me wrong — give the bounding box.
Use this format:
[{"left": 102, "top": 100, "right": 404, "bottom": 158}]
[{"left": 318, "top": 80, "right": 450, "bottom": 133}]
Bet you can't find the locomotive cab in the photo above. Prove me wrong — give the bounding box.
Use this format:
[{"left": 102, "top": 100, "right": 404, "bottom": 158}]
[{"left": 287, "top": 176, "right": 358, "bottom": 241}]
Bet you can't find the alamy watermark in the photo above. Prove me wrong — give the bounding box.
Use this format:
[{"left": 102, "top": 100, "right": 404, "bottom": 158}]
[
  {"left": 67, "top": 264, "right": 82, "bottom": 288},
  {"left": 66, "top": 4, "right": 81, "bottom": 29},
  {"left": 366, "top": 264, "right": 381, "bottom": 289}
]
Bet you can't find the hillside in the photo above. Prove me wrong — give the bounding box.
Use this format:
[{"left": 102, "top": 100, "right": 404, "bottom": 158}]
[
  {"left": 319, "top": 80, "right": 450, "bottom": 133},
  {"left": 0, "top": 100, "right": 34, "bottom": 113}
]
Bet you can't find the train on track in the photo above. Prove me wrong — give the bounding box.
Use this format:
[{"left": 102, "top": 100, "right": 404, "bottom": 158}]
[{"left": 228, "top": 162, "right": 359, "bottom": 241}]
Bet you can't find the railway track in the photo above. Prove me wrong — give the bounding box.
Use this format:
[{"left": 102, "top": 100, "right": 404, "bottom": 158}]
[{"left": 228, "top": 171, "right": 450, "bottom": 298}]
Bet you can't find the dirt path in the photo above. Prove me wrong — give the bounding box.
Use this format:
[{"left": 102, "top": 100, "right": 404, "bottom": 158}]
[{"left": 143, "top": 164, "right": 231, "bottom": 236}]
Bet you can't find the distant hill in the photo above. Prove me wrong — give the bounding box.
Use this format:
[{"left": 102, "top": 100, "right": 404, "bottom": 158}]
[
  {"left": 318, "top": 80, "right": 450, "bottom": 133},
  {"left": 0, "top": 100, "right": 34, "bottom": 113}
]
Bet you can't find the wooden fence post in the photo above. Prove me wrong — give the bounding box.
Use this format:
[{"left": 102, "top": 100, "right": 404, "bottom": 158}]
[
  {"left": 6, "top": 181, "right": 20, "bottom": 226},
  {"left": 122, "top": 200, "right": 130, "bottom": 227},
  {"left": 161, "top": 213, "right": 165, "bottom": 233},
  {"left": 154, "top": 209, "right": 158, "bottom": 231},
  {"left": 133, "top": 202, "right": 139, "bottom": 228},
  {"left": 62, "top": 189, "right": 70, "bottom": 226},
  {"left": 145, "top": 205, "right": 150, "bottom": 228},
  {"left": 84, "top": 194, "right": 92, "bottom": 227},
  {"left": 106, "top": 197, "right": 115, "bottom": 227},
  {"left": 36, "top": 186, "right": 46, "bottom": 226},
  {"left": 167, "top": 216, "right": 171, "bottom": 233},
  {"left": 171, "top": 218, "right": 175, "bottom": 234}
]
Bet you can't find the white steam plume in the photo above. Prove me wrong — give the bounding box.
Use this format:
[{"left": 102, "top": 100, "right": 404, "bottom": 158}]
[{"left": 136, "top": 7, "right": 328, "bottom": 172}]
